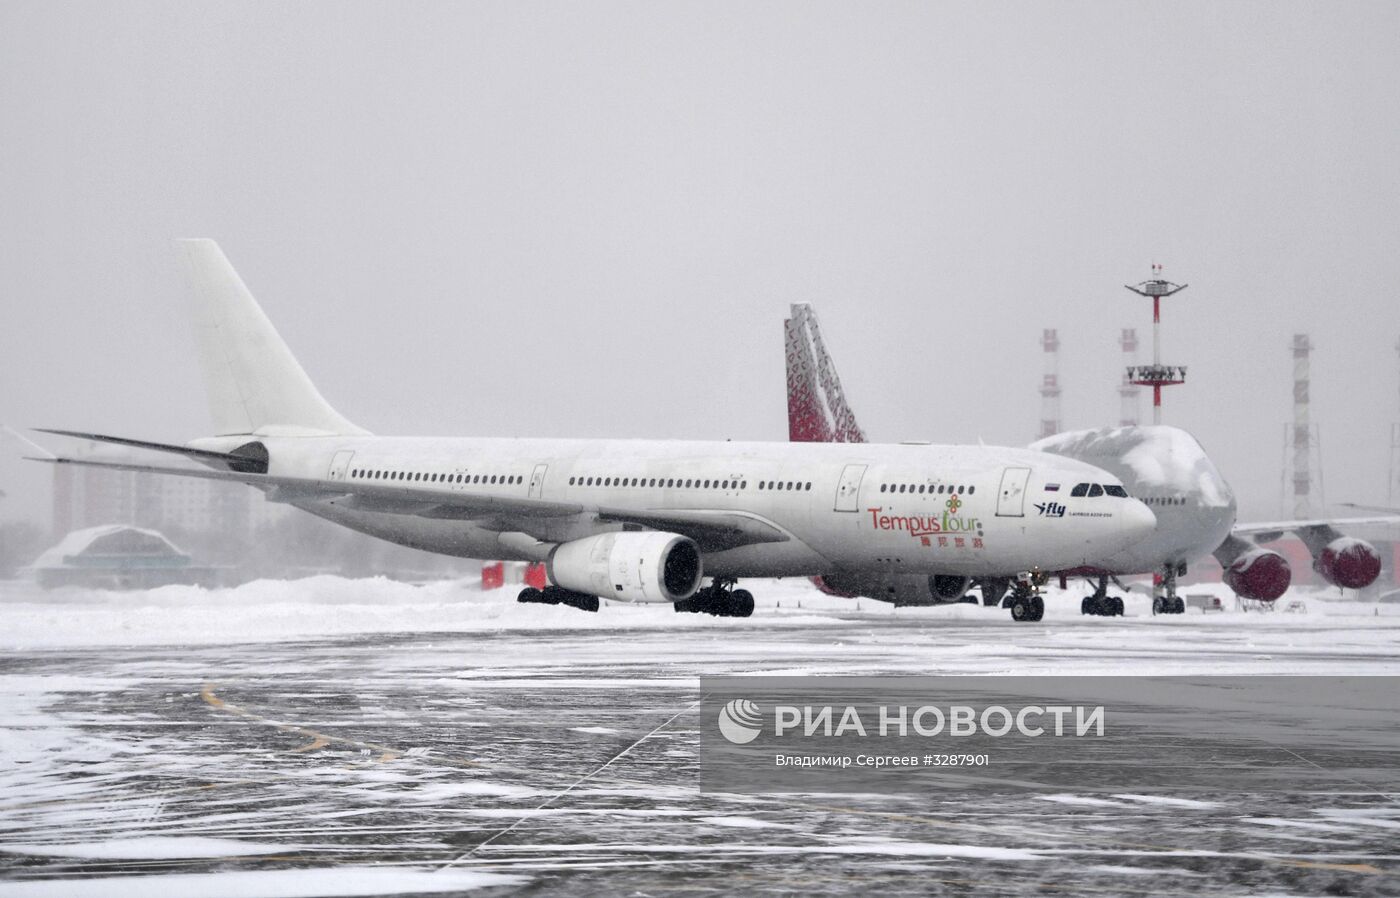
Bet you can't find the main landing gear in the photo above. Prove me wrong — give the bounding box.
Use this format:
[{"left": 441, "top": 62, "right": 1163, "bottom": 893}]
[
  {"left": 1152, "top": 563, "right": 1187, "bottom": 615},
  {"left": 1080, "top": 575, "right": 1125, "bottom": 617},
  {"left": 517, "top": 585, "right": 600, "bottom": 613},
  {"left": 675, "top": 579, "right": 755, "bottom": 618},
  {"left": 1001, "top": 570, "right": 1046, "bottom": 622}
]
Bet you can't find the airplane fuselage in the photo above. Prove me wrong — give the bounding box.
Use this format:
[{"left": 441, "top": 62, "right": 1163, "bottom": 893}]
[
  {"left": 200, "top": 434, "right": 1157, "bottom": 592},
  {"left": 1032, "top": 425, "right": 1237, "bottom": 575}
]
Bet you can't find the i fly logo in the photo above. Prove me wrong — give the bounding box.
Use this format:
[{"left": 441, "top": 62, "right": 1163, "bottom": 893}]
[{"left": 1034, "top": 501, "right": 1066, "bottom": 518}]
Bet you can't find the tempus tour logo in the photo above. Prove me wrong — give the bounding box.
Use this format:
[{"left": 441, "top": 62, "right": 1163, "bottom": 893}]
[
  {"left": 717, "top": 699, "right": 763, "bottom": 744},
  {"left": 866, "top": 494, "right": 983, "bottom": 546}
]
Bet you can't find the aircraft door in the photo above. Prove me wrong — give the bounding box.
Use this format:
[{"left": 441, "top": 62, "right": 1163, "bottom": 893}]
[
  {"left": 834, "top": 464, "right": 867, "bottom": 512},
  {"left": 528, "top": 464, "right": 548, "bottom": 499},
  {"left": 996, "top": 466, "right": 1031, "bottom": 517},
  {"left": 327, "top": 450, "right": 355, "bottom": 482}
]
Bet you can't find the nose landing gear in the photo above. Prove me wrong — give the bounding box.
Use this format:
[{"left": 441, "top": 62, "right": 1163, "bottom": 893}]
[{"left": 1003, "top": 570, "right": 1046, "bottom": 622}]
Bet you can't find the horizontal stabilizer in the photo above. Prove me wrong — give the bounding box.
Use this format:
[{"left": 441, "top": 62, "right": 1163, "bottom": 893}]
[{"left": 34, "top": 429, "right": 268, "bottom": 473}]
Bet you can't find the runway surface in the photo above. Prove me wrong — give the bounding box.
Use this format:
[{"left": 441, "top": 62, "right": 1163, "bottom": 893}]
[{"left": 3, "top": 580, "right": 1400, "bottom": 896}]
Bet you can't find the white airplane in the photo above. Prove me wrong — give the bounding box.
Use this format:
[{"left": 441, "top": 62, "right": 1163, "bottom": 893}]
[
  {"left": 784, "top": 302, "right": 1390, "bottom": 614},
  {"left": 30, "top": 241, "right": 1156, "bottom": 621}
]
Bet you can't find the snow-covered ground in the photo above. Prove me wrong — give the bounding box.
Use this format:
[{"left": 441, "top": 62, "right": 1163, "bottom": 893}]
[
  {"left": 1, "top": 574, "right": 1395, "bottom": 652},
  {"left": 3, "top": 576, "right": 1399, "bottom": 896}
]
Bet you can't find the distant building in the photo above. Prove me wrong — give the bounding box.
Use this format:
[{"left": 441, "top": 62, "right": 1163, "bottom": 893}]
[
  {"left": 29, "top": 524, "right": 221, "bottom": 589},
  {"left": 51, "top": 448, "right": 285, "bottom": 541}
]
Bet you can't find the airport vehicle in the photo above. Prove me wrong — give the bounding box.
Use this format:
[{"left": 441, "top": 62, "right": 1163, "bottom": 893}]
[
  {"left": 31, "top": 242, "right": 1156, "bottom": 621},
  {"left": 783, "top": 303, "right": 1388, "bottom": 613}
]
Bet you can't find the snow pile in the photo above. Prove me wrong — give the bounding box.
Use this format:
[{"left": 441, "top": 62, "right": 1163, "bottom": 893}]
[
  {"left": 0, "top": 574, "right": 1393, "bottom": 650},
  {"left": 0, "top": 575, "right": 848, "bottom": 649}
]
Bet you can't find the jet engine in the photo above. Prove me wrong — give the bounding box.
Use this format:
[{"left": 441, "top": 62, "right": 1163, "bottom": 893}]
[
  {"left": 1313, "top": 537, "right": 1382, "bottom": 590},
  {"left": 930, "top": 574, "right": 972, "bottom": 601},
  {"left": 810, "top": 575, "right": 860, "bottom": 599},
  {"left": 1222, "top": 547, "right": 1291, "bottom": 602},
  {"left": 809, "top": 572, "right": 969, "bottom": 606},
  {"left": 547, "top": 532, "right": 702, "bottom": 604}
]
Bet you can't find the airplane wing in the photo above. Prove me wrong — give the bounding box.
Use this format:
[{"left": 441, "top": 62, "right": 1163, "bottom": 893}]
[
  {"left": 1233, "top": 516, "right": 1400, "bottom": 542},
  {"left": 1340, "top": 502, "right": 1400, "bottom": 515},
  {"left": 29, "top": 454, "right": 789, "bottom": 552}
]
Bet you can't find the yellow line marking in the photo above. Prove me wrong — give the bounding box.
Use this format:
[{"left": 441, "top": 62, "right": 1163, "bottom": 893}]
[
  {"left": 292, "top": 735, "right": 330, "bottom": 753},
  {"left": 200, "top": 683, "right": 476, "bottom": 768}
]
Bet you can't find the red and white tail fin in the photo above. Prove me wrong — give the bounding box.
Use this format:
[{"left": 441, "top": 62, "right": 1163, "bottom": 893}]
[{"left": 784, "top": 303, "right": 867, "bottom": 443}]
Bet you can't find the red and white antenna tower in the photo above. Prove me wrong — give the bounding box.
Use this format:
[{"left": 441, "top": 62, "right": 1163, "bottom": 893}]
[
  {"left": 1119, "top": 328, "right": 1140, "bottom": 426},
  {"left": 1281, "top": 334, "right": 1324, "bottom": 519},
  {"left": 1124, "top": 264, "right": 1188, "bottom": 424},
  {"left": 1039, "top": 328, "right": 1062, "bottom": 439}
]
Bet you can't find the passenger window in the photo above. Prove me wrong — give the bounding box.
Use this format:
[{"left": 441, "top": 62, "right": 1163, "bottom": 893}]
[
  {"left": 806, "top": 482, "right": 812, "bottom": 491},
  {"left": 1071, "top": 483, "right": 1090, "bottom": 497},
  {"left": 937, "top": 485, "right": 945, "bottom": 494},
  {"left": 1104, "top": 485, "right": 1127, "bottom": 498},
  {"left": 1088, "top": 483, "right": 1104, "bottom": 497},
  {"left": 968, "top": 486, "right": 975, "bottom": 495},
  {"left": 741, "top": 481, "right": 747, "bottom": 489}
]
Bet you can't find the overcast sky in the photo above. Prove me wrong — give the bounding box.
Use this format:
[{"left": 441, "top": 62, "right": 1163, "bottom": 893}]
[{"left": 3, "top": 0, "right": 1398, "bottom": 528}]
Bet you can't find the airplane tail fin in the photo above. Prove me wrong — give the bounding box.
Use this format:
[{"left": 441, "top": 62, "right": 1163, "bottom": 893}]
[
  {"left": 176, "top": 239, "right": 367, "bottom": 437},
  {"left": 783, "top": 303, "right": 867, "bottom": 443}
]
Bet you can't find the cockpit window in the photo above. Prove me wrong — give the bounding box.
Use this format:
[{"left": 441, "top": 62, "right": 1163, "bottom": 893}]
[
  {"left": 1070, "top": 483, "right": 1089, "bottom": 497},
  {"left": 1104, "top": 484, "right": 1128, "bottom": 498},
  {"left": 1087, "top": 483, "right": 1104, "bottom": 497}
]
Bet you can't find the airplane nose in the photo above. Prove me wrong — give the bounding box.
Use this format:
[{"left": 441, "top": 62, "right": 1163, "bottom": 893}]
[{"left": 1122, "top": 499, "right": 1157, "bottom": 542}]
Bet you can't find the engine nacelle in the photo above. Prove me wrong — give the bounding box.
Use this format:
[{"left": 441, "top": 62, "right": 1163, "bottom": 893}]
[
  {"left": 810, "top": 572, "right": 968, "bottom": 606},
  {"left": 1314, "top": 537, "right": 1382, "bottom": 590},
  {"left": 809, "top": 575, "right": 860, "bottom": 598},
  {"left": 1222, "top": 547, "right": 1291, "bottom": 602},
  {"left": 930, "top": 574, "right": 971, "bottom": 601},
  {"left": 547, "top": 532, "right": 702, "bottom": 604}
]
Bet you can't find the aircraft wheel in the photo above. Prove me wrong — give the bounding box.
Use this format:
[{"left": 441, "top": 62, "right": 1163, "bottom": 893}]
[
  {"left": 1028, "top": 596, "right": 1045, "bottom": 621},
  {"left": 730, "top": 589, "right": 755, "bottom": 618},
  {"left": 1113, "top": 597, "right": 1125, "bottom": 616},
  {"left": 1010, "top": 598, "right": 1030, "bottom": 621},
  {"left": 1080, "top": 597, "right": 1092, "bottom": 615},
  {"left": 517, "top": 587, "right": 544, "bottom": 604},
  {"left": 1171, "top": 597, "right": 1185, "bottom": 614},
  {"left": 1152, "top": 596, "right": 1166, "bottom": 615}
]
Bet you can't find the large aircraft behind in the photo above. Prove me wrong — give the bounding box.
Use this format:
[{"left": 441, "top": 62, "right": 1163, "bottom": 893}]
[
  {"left": 783, "top": 303, "right": 1389, "bottom": 613},
  {"left": 30, "top": 242, "right": 1156, "bottom": 622}
]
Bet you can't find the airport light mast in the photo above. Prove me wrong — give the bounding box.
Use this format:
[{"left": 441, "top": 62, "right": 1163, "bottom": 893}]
[{"left": 1124, "top": 264, "right": 1188, "bottom": 425}]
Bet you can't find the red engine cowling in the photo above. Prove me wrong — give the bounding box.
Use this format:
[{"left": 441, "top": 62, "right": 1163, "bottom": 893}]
[
  {"left": 810, "top": 575, "right": 860, "bottom": 599},
  {"left": 1223, "top": 548, "right": 1291, "bottom": 602},
  {"left": 1314, "top": 538, "right": 1382, "bottom": 590}
]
